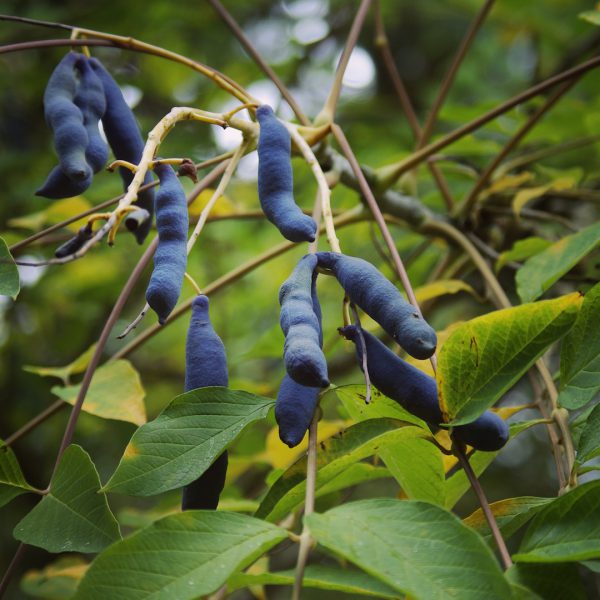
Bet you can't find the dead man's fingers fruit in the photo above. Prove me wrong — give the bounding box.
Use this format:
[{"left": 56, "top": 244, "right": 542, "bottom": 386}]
[
  {"left": 275, "top": 375, "right": 321, "bottom": 448},
  {"left": 318, "top": 252, "right": 437, "bottom": 359},
  {"left": 145, "top": 163, "right": 188, "bottom": 325},
  {"left": 54, "top": 225, "right": 93, "bottom": 258},
  {"left": 36, "top": 166, "right": 92, "bottom": 199},
  {"left": 340, "top": 325, "right": 509, "bottom": 451},
  {"left": 256, "top": 105, "right": 317, "bottom": 243},
  {"left": 89, "top": 57, "right": 155, "bottom": 243},
  {"left": 279, "top": 254, "right": 329, "bottom": 388},
  {"left": 124, "top": 208, "right": 151, "bottom": 233},
  {"left": 73, "top": 56, "right": 108, "bottom": 173},
  {"left": 182, "top": 294, "right": 228, "bottom": 510}
]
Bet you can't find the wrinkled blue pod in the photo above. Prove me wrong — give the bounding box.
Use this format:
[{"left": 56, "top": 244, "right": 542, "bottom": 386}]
[
  {"left": 182, "top": 295, "right": 229, "bottom": 510},
  {"left": 73, "top": 56, "right": 108, "bottom": 173},
  {"left": 279, "top": 254, "right": 329, "bottom": 388},
  {"left": 317, "top": 252, "right": 437, "bottom": 359},
  {"left": 340, "top": 325, "right": 509, "bottom": 452},
  {"left": 145, "top": 163, "right": 188, "bottom": 325},
  {"left": 256, "top": 105, "right": 317, "bottom": 243},
  {"left": 89, "top": 57, "right": 155, "bottom": 243}
]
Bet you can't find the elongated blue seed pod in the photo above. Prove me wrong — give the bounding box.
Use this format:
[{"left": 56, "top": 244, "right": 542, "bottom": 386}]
[
  {"left": 54, "top": 225, "right": 92, "bottom": 259},
  {"left": 43, "top": 52, "right": 91, "bottom": 182},
  {"left": 279, "top": 254, "right": 329, "bottom": 388},
  {"left": 145, "top": 164, "right": 188, "bottom": 325},
  {"left": 317, "top": 252, "right": 437, "bottom": 360},
  {"left": 182, "top": 295, "right": 228, "bottom": 510},
  {"left": 89, "top": 57, "right": 155, "bottom": 243},
  {"left": 340, "top": 325, "right": 509, "bottom": 452},
  {"left": 256, "top": 105, "right": 317, "bottom": 243},
  {"left": 275, "top": 375, "right": 321, "bottom": 448},
  {"left": 36, "top": 166, "right": 92, "bottom": 199},
  {"left": 73, "top": 57, "right": 108, "bottom": 173}
]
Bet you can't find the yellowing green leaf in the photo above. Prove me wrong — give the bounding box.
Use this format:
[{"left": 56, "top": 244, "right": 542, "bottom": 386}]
[
  {"left": 512, "top": 177, "right": 575, "bottom": 218},
  {"left": 516, "top": 221, "right": 600, "bottom": 303},
  {"left": 24, "top": 343, "right": 97, "bottom": 384},
  {"left": 188, "top": 188, "right": 237, "bottom": 217},
  {"left": 438, "top": 293, "right": 582, "bottom": 425},
  {"left": 580, "top": 10, "right": 600, "bottom": 26},
  {"left": 51, "top": 360, "right": 146, "bottom": 426},
  {"left": 495, "top": 237, "right": 552, "bottom": 274},
  {"left": 483, "top": 172, "right": 534, "bottom": 197},
  {"left": 8, "top": 197, "right": 92, "bottom": 232},
  {"left": 414, "top": 279, "right": 480, "bottom": 304},
  {"left": 21, "top": 556, "right": 88, "bottom": 599}
]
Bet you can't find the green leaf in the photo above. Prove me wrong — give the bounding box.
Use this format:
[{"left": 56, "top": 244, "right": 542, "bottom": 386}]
[
  {"left": 414, "top": 279, "right": 480, "bottom": 303},
  {"left": 228, "top": 565, "right": 400, "bottom": 598},
  {"left": 306, "top": 499, "right": 511, "bottom": 600},
  {"left": 575, "top": 402, "right": 600, "bottom": 466},
  {"left": 506, "top": 563, "right": 587, "bottom": 600},
  {"left": 0, "top": 236, "right": 19, "bottom": 299},
  {"left": 559, "top": 282, "right": 600, "bottom": 409},
  {"left": 495, "top": 237, "right": 552, "bottom": 274},
  {"left": 514, "top": 480, "right": 600, "bottom": 562},
  {"left": 0, "top": 441, "right": 38, "bottom": 508},
  {"left": 516, "top": 221, "right": 600, "bottom": 303},
  {"left": 464, "top": 497, "right": 552, "bottom": 544},
  {"left": 438, "top": 294, "right": 582, "bottom": 425},
  {"left": 255, "top": 419, "right": 427, "bottom": 522},
  {"left": 378, "top": 435, "right": 445, "bottom": 505},
  {"left": 334, "top": 384, "right": 426, "bottom": 427},
  {"left": 580, "top": 10, "right": 600, "bottom": 26},
  {"left": 13, "top": 445, "right": 121, "bottom": 553},
  {"left": 21, "top": 556, "right": 88, "bottom": 599},
  {"left": 51, "top": 360, "right": 146, "bottom": 426},
  {"left": 72, "top": 511, "right": 286, "bottom": 600},
  {"left": 105, "top": 388, "right": 274, "bottom": 496},
  {"left": 24, "top": 344, "right": 97, "bottom": 385}
]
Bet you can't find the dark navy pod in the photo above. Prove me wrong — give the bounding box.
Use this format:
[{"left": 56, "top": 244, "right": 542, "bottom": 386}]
[
  {"left": 182, "top": 294, "right": 228, "bottom": 510},
  {"left": 89, "top": 57, "right": 155, "bottom": 243},
  {"left": 54, "top": 225, "right": 93, "bottom": 258},
  {"left": 145, "top": 163, "right": 188, "bottom": 325},
  {"left": 256, "top": 105, "right": 317, "bottom": 243},
  {"left": 317, "top": 252, "right": 437, "bottom": 360},
  {"left": 340, "top": 325, "right": 509, "bottom": 452},
  {"left": 42, "top": 52, "right": 91, "bottom": 182},
  {"left": 73, "top": 56, "right": 108, "bottom": 173},
  {"left": 279, "top": 254, "right": 329, "bottom": 388},
  {"left": 36, "top": 166, "right": 92, "bottom": 199},
  {"left": 275, "top": 375, "right": 321, "bottom": 448}
]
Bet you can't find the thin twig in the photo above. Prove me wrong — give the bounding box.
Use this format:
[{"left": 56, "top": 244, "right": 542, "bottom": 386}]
[
  {"left": 207, "top": 0, "right": 310, "bottom": 126},
  {"left": 456, "top": 78, "right": 579, "bottom": 218},
  {"left": 318, "top": 0, "right": 373, "bottom": 123},
  {"left": 9, "top": 154, "right": 232, "bottom": 255},
  {"left": 349, "top": 304, "right": 371, "bottom": 404},
  {"left": 453, "top": 442, "right": 513, "bottom": 570},
  {"left": 292, "top": 414, "right": 319, "bottom": 600},
  {"left": 418, "top": 0, "right": 496, "bottom": 147},
  {"left": 0, "top": 543, "right": 27, "bottom": 598}
]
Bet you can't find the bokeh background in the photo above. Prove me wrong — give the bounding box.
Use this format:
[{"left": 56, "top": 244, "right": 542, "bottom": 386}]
[{"left": 1, "top": 0, "right": 600, "bottom": 597}]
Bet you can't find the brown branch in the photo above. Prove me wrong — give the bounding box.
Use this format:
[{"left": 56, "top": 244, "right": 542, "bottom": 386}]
[
  {"left": 376, "top": 53, "right": 600, "bottom": 188},
  {"left": 453, "top": 442, "right": 512, "bottom": 570},
  {"left": 207, "top": 0, "right": 310, "bottom": 126},
  {"left": 0, "top": 543, "right": 27, "bottom": 598}
]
